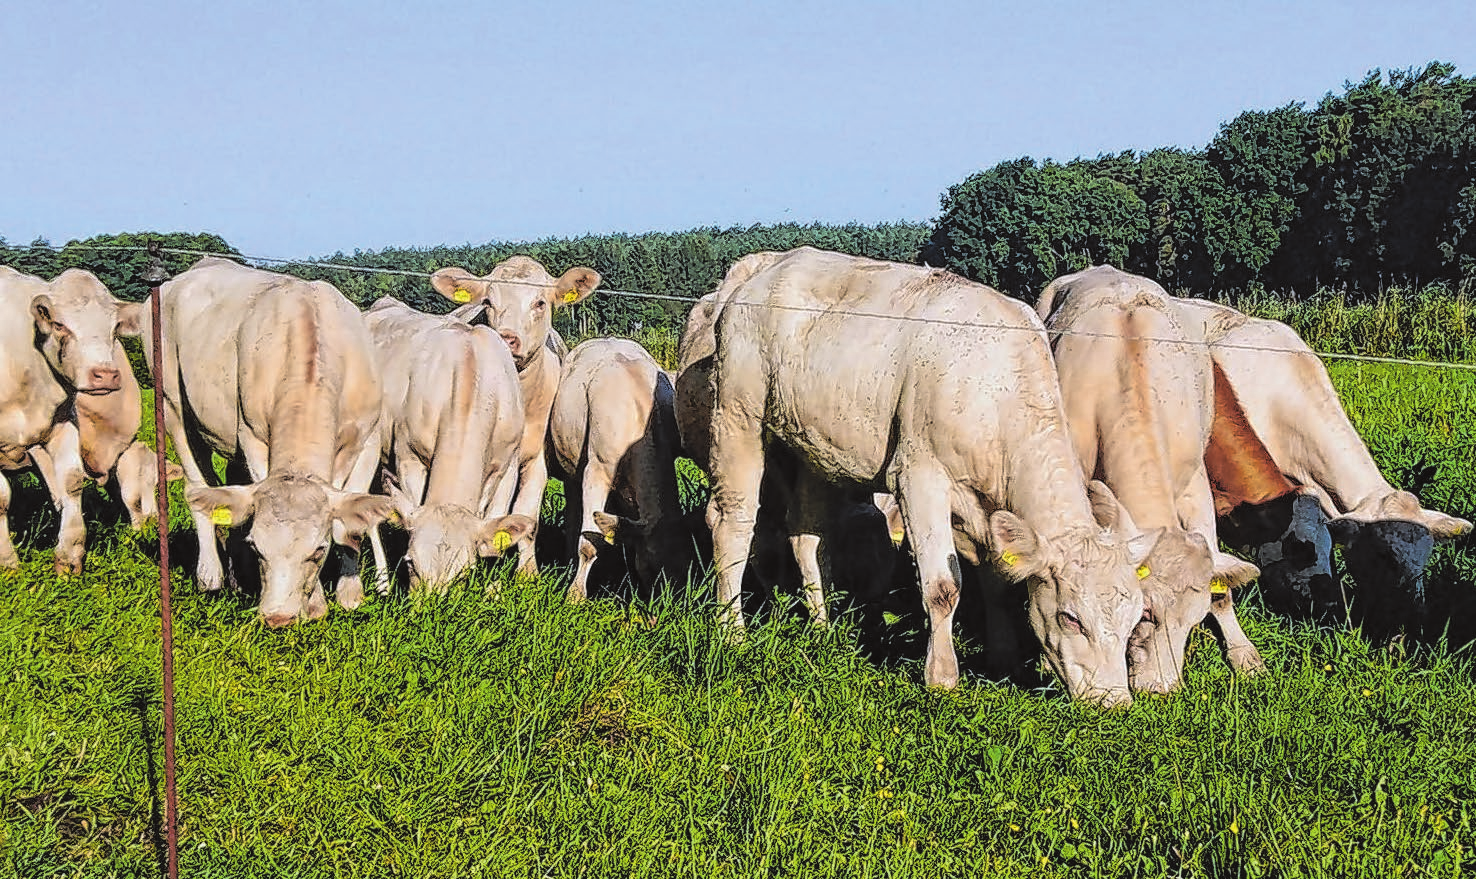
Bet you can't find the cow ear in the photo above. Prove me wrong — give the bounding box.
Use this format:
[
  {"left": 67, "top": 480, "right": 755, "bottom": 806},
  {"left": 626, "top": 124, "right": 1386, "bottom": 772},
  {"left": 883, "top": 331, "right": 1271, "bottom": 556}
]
[
  {"left": 1125, "top": 527, "right": 1166, "bottom": 568},
  {"left": 552, "top": 266, "right": 601, "bottom": 308},
  {"left": 1086, "top": 480, "right": 1137, "bottom": 534},
  {"left": 1211, "top": 552, "right": 1260, "bottom": 590},
  {"left": 989, "top": 510, "right": 1048, "bottom": 581},
  {"left": 383, "top": 477, "right": 417, "bottom": 527},
  {"left": 1421, "top": 509, "right": 1473, "bottom": 540},
  {"left": 188, "top": 484, "right": 257, "bottom": 529},
  {"left": 165, "top": 461, "right": 185, "bottom": 482},
  {"left": 330, "top": 493, "right": 394, "bottom": 550},
  {"left": 30, "top": 294, "right": 57, "bottom": 333},
  {"left": 478, "top": 514, "right": 534, "bottom": 558},
  {"left": 115, "top": 301, "right": 145, "bottom": 337},
  {"left": 430, "top": 267, "right": 484, "bottom": 305}
]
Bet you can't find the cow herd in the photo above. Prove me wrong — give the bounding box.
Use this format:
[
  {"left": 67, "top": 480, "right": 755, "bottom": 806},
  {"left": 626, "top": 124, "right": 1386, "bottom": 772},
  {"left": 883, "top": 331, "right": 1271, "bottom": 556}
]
[{"left": 0, "top": 248, "right": 1469, "bottom": 707}]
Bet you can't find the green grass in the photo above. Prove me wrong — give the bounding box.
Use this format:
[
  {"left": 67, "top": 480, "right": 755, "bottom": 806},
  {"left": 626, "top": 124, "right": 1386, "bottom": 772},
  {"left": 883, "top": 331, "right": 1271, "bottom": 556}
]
[{"left": 4, "top": 364, "right": 1476, "bottom": 878}]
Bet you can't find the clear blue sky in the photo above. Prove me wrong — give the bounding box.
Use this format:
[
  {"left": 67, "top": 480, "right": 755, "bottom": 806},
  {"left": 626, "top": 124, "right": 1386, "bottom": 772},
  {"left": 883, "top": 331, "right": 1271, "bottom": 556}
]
[{"left": 4, "top": 1, "right": 1474, "bottom": 260}]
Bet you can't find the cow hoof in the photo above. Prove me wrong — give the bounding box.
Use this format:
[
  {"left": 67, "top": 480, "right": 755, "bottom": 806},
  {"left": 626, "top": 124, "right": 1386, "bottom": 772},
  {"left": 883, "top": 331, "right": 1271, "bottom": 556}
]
[
  {"left": 337, "top": 578, "right": 365, "bottom": 611},
  {"left": 1226, "top": 645, "right": 1268, "bottom": 675},
  {"left": 54, "top": 556, "right": 84, "bottom": 577},
  {"left": 566, "top": 585, "right": 587, "bottom": 604},
  {"left": 306, "top": 593, "right": 329, "bottom": 621},
  {"left": 1, "top": 553, "right": 19, "bottom": 571}
]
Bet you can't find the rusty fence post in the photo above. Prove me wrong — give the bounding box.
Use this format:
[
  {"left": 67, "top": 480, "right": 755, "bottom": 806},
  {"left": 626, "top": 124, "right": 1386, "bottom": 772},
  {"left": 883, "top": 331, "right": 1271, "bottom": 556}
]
[{"left": 142, "top": 241, "right": 178, "bottom": 879}]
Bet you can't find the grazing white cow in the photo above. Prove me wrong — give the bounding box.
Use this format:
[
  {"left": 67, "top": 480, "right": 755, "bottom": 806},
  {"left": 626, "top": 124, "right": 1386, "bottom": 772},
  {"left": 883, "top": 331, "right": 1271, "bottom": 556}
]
[
  {"left": 677, "top": 253, "right": 895, "bottom": 624},
  {"left": 548, "top": 338, "right": 691, "bottom": 601},
  {"left": 1186, "top": 301, "right": 1471, "bottom": 622},
  {"left": 707, "top": 247, "right": 1167, "bottom": 705},
  {"left": 429, "top": 256, "right": 601, "bottom": 575},
  {"left": 1037, "top": 265, "right": 1262, "bottom": 691},
  {"left": 1, "top": 267, "right": 145, "bottom": 573},
  {"left": 145, "top": 258, "right": 391, "bottom": 627},
  {"left": 363, "top": 297, "right": 534, "bottom": 592}
]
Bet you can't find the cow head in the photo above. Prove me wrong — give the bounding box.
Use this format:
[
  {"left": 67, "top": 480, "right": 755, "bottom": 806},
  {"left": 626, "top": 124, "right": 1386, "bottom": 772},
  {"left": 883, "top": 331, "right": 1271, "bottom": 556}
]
[
  {"left": 116, "top": 441, "right": 184, "bottom": 530},
  {"left": 1125, "top": 530, "right": 1217, "bottom": 695},
  {"left": 431, "top": 257, "right": 600, "bottom": 367},
  {"left": 386, "top": 480, "right": 533, "bottom": 592},
  {"left": 29, "top": 269, "right": 145, "bottom": 395},
  {"left": 189, "top": 475, "right": 392, "bottom": 627},
  {"left": 583, "top": 509, "right": 699, "bottom": 590},
  {"left": 1235, "top": 492, "right": 1338, "bottom": 618},
  {"left": 1329, "top": 490, "right": 1471, "bottom": 625},
  {"left": 991, "top": 481, "right": 1151, "bottom": 708}
]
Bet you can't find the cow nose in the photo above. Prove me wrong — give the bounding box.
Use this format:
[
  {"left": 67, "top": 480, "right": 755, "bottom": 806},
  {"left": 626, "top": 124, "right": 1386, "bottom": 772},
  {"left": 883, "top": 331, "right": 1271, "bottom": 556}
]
[
  {"left": 87, "top": 365, "right": 121, "bottom": 390},
  {"left": 262, "top": 610, "right": 298, "bottom": 629},
  {"left": 498, "top": 330, "right": 522, "bottom": 355}
]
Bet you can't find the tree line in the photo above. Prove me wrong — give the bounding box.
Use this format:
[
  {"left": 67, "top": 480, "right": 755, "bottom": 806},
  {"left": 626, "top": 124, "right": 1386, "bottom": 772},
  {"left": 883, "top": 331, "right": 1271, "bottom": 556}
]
[
  {"left": 7, "top": 61, "right": 1475, "bottom": 324},
  {"left": 921, "top": 62, "right": 1476, "bottom": 302}
]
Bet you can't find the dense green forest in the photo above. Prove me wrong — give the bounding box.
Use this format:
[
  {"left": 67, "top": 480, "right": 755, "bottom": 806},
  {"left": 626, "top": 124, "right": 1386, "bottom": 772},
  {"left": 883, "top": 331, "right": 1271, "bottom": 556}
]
[
  {"left": 922, "top": 62, "right": 1476, "bottom": 301},
  {"left": 7, "top": 62, "right": 1476, "bottom": 325}
]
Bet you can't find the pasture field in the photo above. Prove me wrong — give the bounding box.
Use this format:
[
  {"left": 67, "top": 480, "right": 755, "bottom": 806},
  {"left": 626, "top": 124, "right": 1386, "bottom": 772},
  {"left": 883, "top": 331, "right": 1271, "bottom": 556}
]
[{"left": 4, "top": 363, "right": 1476, "bottom": 878}]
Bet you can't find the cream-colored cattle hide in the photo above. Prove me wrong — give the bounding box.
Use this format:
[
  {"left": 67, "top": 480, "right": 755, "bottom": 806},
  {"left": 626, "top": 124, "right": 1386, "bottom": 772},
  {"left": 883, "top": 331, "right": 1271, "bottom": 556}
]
[
  {"left": 430, "top": 256, "right": 600, "bottom": 575},
  {"left": 548, "top": 338, "right": 691, "bottom": 600},
  {"left": 707, "top": 247, "right": 1162, "bottom": 706},
  {"left": 364, "top": 297, "right": 533, "bottom": 592},
  {"left": 144, "top": 258, "right": 391, "bottom": 627},
  {"left": 0, "top": 267, "right": 145, "bottom": 573}
]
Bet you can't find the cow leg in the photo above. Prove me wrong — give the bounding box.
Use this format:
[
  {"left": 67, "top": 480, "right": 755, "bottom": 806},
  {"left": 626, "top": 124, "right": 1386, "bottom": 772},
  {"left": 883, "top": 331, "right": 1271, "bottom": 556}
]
[
  {"left": 707, "top": 403, "right": 765, "bottom": 636},
  {"left": 333, "top": 432, "right": 384, "bottom": 611},
  {"left": 509, "top": 452, "right": 549, "bottom": 577},
  {"left": 0, "top": 472, "right": 19, "bottom": 570},
  {"left": 786, "top": 469, "right": 834, "bottom": 626},
  {"left": 897, "top": 465, "right": 962, "bottom": 688},
  {"left": 569, "top": 463, "right": 613, "bottom": 603},
  {"left": 161, "top": 400, "right": 229, "bottom": 593},
  {"left": 1178, "top": 469, "right": 1266, "bottom": 675},
  {"left": 32, "top": 426, "right": 88, "bottom": 576}
]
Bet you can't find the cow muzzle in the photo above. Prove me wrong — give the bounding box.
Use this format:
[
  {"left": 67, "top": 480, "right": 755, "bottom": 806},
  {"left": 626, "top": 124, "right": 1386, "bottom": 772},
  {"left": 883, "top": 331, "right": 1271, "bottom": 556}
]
[{"left": 80, "top": 365, "right": 122, "bottom": 393}]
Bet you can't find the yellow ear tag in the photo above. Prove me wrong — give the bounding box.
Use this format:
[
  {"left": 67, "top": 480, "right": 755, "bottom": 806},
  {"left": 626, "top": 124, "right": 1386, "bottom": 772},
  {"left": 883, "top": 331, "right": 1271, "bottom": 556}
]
[
  {"left": 386, "top": 510, "right": 401, "bottom": 527},
  {"left": 890, "top": 529, "right": 905, "bottom": 546},
  {"left": 1136, "top": 564, "right": 1151, "bottom": 580},
  {"left": 562, "top": 290, "right": 580, "bottom": 304},
  {"left": 491, "top": 530, "right": 513, "bottom": 552},
  {"left": 453, "top": 288, "right": 472, "bottom": 303},
  {"left": 1209, "top": 578, "right": 1230, "bottom": 595},
  {"left": 602, "top": 529, "right": 616, "bottom": 545},
  {"left": 1000, "top": 550, "right": 1019, "bottom": 567},
  {"left": 210, "top": 507, "right": 233, "bottom": 526}
]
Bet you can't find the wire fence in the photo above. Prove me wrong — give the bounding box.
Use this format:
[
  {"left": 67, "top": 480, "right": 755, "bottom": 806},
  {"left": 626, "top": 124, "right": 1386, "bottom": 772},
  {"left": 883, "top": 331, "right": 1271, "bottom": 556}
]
[{"left": 15, "top": 240, "right": 1476, "bottom": 372}]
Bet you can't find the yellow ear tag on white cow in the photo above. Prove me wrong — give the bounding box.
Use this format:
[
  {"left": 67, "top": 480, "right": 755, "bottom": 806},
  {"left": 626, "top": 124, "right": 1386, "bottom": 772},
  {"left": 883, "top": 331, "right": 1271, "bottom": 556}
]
[
  {"left": 602, "top": 529, "right": 616, "bottom": 545},
  {"left": 890, "top": 529, "right": 905, "bottom": 546},
  {"left": 210, "top": 507, "right": 233, "bottom": 526},
  {"left": 1209, "top": 578, "right": 1230, "bottom": 595},
  {"left": 1000, "top": 550, "right": 1019, "bottom": 567},
  {"left": 386, "top": 510, "right": 402, "bottom": 527},
  {"left": 453, "top": 288, "right": 472, "bottom": 303},
  {"left": 562, "top": 290, "right": 580, "bottom": 304},
  {"left": 1136, "top": 564, "right": 1151, "bottom": 580},
  {"left": 491, "top": 530, "right": 513, "bottom": 553}
]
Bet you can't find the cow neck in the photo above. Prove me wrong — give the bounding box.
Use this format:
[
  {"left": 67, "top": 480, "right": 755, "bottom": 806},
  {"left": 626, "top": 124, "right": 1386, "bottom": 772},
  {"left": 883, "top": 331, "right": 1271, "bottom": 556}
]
[
  {"left": 263, "top": 309, "right": 343, "bottom": 478},
  {"left": 999, "top": 410, "right": 1101, "bottom": 544},
  {"left": 421, "top": 344, "right": 496, "bottom": 508}
]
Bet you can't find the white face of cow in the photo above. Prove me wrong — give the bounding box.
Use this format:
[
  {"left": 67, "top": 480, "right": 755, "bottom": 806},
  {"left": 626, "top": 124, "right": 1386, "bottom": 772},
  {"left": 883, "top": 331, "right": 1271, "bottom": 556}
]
[
  {"left": 189, "top": 476, "right": 392, "bottom": 627},
  {"left": 1126, "top": 531, "right": 1216, "bottom": 695},
  {"left": 991, "top": 490, "right": 1148, "bottom": 708},
  {"left": 387, "top": 485, "right": 533, "bottom": 592},
  {"left": 430, "top": 258, "right": 600, "bottom": 367},
  {"left": 29, "top": 270, "right": 144, "bottom": 394}
]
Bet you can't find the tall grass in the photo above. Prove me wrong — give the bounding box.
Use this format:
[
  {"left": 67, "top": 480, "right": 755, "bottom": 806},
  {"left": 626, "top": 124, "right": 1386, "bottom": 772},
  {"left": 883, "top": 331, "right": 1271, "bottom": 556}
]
[
  {"left": 4, "top": 324, "right": 1476, "bottom": 877},
  {"left": 1225, "top": 287, "right": 1476, "bottom": 363}
]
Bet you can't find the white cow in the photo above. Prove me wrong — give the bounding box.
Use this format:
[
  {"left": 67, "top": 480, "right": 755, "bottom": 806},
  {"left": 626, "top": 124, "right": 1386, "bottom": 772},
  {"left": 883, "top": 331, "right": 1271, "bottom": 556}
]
[
  {"left": 146, "top": 258, "right": 391, "bottom": 627},
  {"left": 548, "top": 338, "right": 692, "bottom": 601},
  {"left": 363, "top": 297, "right": 534, "bottom": 592},
  {"left": 430, "top": 256, "right": 601, "bottom": 575},
  {"left": 707, "top": 247, "right": 1169, "bottom": 705},
  {"left": 1037, "top": 265, "right": 1263, "bottom": 691},
  {"left": 1, "top": 267, "right": 145, "bottom": 573}
]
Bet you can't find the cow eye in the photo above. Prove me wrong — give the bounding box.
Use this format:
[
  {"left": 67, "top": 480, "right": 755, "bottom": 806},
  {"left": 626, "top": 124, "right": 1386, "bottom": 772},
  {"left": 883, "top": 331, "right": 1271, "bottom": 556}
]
[
  {"left": 308, "top": 545, "right": 328, "bottom": 564},
  {"left": 533, "top": 299, "right": 547, "bottom": 311},
  {"left": 1057, "top": 610, "right": 1084, "bottom": 634}
]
